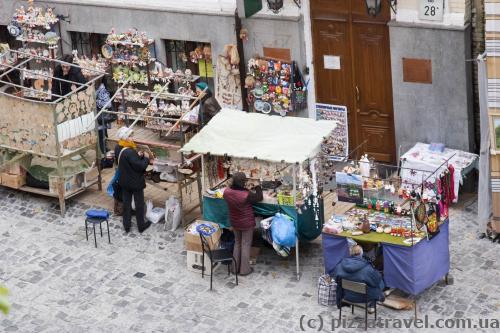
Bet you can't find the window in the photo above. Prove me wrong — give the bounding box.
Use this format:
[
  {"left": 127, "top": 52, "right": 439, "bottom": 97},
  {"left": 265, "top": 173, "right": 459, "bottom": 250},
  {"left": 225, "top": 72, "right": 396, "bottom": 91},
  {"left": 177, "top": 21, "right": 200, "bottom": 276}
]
[
  {"left": 70, "top": 31, "right": 107, "bottom": 57},
  {"left": 164, "top": 39, "right": 214, "bottom": 92}
]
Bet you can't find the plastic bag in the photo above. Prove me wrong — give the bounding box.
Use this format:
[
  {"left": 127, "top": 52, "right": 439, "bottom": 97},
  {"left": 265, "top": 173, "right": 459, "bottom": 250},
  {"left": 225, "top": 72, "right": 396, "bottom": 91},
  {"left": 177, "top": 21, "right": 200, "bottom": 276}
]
[
  {"left": 106, "top": 170, "right": 120, "bottom": 197},
  {"left": 271, "top": 213, "right": 296, "bottom": 247},
  {"left": 145, "top": 200, "right": 165, "bottom": 224},
  {"left": 165, "top": 196, "right": 181, "bottom": 231}
]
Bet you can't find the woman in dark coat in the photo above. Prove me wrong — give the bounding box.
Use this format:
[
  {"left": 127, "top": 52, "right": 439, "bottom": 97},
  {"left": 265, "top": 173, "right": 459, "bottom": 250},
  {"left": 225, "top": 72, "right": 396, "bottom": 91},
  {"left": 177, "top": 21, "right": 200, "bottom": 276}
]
[
  {"left": 195, "top": 82, "right": 221, "bottom": 127},
  {"left": 52, "top": 54, "right": 87, "bottom": 99},
  {"left": 223, "top": 172, "right": 263, "bottom": 275},
  {"left": 114, "top": 126, "right": 151, "bottom": 233}
]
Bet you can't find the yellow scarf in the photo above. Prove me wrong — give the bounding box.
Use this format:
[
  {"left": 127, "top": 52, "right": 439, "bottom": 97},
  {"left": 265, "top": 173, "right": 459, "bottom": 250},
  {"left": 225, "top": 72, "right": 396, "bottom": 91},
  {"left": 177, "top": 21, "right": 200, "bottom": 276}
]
[{"left": 118, "top": 139, "right": 137, "bottom": 149}]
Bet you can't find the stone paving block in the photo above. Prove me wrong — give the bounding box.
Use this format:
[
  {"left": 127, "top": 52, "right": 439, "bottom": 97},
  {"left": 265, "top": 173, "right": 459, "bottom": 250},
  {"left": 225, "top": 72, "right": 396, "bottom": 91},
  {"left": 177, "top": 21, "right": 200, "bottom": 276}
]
[{"left": 0, "top": 189, "right": 498, "bottom": 332}]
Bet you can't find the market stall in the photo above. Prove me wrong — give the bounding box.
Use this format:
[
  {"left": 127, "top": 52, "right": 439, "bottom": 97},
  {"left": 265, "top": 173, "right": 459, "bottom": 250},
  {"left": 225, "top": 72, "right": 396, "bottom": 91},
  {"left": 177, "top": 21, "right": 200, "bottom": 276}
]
[
  {"left": 94, "top": 32, "right": 204, "bottom": 224},
  {"left": 180, "top": 109, "right": 337, "bottom": 279},
  {"left": 321, "top": 157, "right": 453, "bottom": 297},
  {"left": 0, "top": 49, "right": 105, "bottom": 215},
  {"left": 400, "top": 142, "right": 478, "bottom": 203}
]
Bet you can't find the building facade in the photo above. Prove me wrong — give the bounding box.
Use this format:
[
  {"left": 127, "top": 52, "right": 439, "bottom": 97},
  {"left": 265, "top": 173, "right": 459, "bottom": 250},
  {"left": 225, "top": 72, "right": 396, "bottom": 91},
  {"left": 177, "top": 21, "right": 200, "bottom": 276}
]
[{"left": 0, "top": 0, "right": 479, "bottom": 161}]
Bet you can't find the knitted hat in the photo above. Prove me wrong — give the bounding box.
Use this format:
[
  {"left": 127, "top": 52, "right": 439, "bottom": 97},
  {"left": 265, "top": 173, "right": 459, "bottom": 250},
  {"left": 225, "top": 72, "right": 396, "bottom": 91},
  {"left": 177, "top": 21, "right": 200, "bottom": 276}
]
[
  {"left": 117, "top": 126, "right": 133, "bottom": 140},
  {"left": 195, "top": 81, "right": 209, "bottom": 92}
]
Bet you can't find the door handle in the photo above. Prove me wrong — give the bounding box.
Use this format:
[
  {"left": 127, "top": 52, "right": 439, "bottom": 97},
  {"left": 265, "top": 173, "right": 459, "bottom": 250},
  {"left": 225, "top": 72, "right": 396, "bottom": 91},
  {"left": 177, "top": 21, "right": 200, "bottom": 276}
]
[{"left": 355, "top": 85, "right": 360, "bottom": 102}]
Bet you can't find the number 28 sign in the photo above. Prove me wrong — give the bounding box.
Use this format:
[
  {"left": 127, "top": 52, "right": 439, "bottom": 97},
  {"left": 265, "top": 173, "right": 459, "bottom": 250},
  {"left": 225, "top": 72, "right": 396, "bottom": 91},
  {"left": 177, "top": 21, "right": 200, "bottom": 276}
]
[{"left": 419, "top": 0, "right": 444, "bottom": 22}]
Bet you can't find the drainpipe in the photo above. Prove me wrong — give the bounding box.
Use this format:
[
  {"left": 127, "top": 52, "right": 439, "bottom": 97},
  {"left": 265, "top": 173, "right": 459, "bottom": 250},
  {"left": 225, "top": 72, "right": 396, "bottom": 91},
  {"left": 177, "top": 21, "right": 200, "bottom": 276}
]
[{"left": 235, "top": 11, "right": 249, "bottom": 111}]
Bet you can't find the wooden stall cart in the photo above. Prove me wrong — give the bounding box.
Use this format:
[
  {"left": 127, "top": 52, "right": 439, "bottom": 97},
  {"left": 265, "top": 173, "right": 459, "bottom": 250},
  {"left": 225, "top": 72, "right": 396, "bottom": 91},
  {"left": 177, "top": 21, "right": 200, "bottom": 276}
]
[{"left": 0, "top": 49, "right": 105, "bottom": 215}]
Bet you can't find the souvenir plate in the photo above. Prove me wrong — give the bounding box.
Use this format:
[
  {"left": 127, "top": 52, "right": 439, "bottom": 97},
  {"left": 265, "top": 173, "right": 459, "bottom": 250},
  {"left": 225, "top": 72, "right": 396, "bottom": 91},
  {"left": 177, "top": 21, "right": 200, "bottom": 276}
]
[
  {"left": 403, "top": 238, "right": 422, "bottom": 245},
  {"left": 101, "top": 44, "right": 113, "bottom": 59},
  {"left": 254, "top": 100, "right": 265, "bottom": 112},
  {"left": 261, "top": 102, "right": 272, "bottom": 114}
]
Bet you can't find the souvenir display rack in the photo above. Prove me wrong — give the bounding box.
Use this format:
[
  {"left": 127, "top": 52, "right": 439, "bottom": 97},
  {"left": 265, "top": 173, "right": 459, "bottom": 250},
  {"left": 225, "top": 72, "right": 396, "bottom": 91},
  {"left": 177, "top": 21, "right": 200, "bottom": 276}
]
[
  {"left": 100, "top": 80, "right": 205, "bottom": 225},
  {"left": 321, "top": 155, "right": 453, "bottom": 298},
  {"left": 245, "top": 57, "right": 307, "bottom": 116},
  {"left": 72, "top": 50, "right": 109, "bottom": 79},
  {"left": 322, "top": 155, "right": 456, "bottom": 246},
  {"left": 0, "top": 49, "right": 106, "bottom": 216},
  {"left": 8, "top": 0, "right": 60, "bottom": 100},
  {"left": 104, "top": 29, "right": 200, "bottom": 133}
]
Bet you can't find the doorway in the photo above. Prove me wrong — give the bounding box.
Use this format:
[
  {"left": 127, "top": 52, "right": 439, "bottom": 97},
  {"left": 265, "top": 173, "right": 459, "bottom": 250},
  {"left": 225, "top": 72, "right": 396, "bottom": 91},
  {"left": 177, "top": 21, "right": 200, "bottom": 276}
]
[{"left": 311, "top": 0, "right": 396, "bottom": 162}]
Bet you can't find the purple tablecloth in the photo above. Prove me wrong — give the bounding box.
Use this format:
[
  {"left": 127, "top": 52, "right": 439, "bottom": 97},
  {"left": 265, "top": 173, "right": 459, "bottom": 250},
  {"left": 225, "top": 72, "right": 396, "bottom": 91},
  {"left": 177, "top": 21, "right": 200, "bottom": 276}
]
[{"left": 322, "top": 220, "right": 449, "bottom": 295}]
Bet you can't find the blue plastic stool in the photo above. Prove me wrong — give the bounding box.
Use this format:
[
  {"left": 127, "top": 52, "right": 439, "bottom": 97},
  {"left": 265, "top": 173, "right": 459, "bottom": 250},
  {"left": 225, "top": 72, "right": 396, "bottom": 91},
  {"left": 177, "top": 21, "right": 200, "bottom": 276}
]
[{"left": 85, "top": 210, "right": 111, "bottom": 248}]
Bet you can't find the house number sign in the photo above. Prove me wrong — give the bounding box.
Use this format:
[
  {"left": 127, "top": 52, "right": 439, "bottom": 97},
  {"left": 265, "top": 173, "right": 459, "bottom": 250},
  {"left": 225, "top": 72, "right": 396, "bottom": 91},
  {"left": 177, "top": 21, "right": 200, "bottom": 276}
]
[{"left": 419, "top": 0, "right": 444, "bottom": 22}]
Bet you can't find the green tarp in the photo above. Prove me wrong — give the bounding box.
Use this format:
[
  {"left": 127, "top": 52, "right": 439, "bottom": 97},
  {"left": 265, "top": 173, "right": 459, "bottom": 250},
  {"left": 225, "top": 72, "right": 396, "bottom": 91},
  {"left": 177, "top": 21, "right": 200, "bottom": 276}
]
[{"left": 202, "top": 195, "right": 324, "bottom": 242}]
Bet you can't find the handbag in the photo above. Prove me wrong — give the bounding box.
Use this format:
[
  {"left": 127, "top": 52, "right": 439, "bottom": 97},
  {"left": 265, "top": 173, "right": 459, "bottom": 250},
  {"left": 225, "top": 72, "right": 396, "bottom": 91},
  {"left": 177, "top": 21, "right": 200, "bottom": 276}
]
[
  {"left": 318, "top": 274, "right": 336, "bottom": 306},
  {"left": 106, "top": 147, "right": 129, "bottom": 197}
]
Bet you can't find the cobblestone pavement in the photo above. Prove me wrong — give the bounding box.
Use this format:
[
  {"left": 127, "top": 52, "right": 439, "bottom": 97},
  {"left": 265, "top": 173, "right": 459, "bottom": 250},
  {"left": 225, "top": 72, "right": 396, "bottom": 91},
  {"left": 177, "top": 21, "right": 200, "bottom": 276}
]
[{"left": 0, "top": 188, "right": 498, "bottom": 333}]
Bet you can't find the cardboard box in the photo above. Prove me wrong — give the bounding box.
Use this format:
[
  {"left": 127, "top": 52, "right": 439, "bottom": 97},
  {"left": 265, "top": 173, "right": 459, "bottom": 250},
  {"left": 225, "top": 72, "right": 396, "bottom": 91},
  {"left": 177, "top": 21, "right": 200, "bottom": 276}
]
[
  {"left": 186, "top": 251, "right": 220, "bottom": 276},
  {"left": 84, "top": 167, "right": 99, "bottom": 187},
  {"left": 184, "top": 220, "right": 221, "bottom": 252},
  {"left": 1, "top": 173, "right": 26, "bottom": 189},
  {"left": 49, "top": 172, "right": 85, "bottom": 195}
]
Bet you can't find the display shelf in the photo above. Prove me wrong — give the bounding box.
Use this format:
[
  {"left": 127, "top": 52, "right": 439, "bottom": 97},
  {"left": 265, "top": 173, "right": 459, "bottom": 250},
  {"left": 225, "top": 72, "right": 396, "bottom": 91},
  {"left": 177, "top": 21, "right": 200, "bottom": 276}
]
[
  {"left": 16, "top": 36, "right": 59, "bottom": 46},
  {"left": 110, "top": 58, "right": 155, "bottom": 66},
  {"left": 106, "top": 40, "right": 153, "bottom": 48},
  {"left": 151, "top": 73, "right": 200, "bottom": 83}
]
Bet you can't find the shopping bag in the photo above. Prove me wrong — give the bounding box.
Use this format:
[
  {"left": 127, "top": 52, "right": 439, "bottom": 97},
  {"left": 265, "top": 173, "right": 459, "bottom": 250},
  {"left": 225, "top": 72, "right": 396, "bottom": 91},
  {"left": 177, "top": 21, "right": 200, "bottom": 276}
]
[
  {"left": 271, "top": 213, "right": 296, "bottom": 247},
  {"left": 318, "top": 274, "right": 336, "bottom": 306},
  {"left": 146, "top": 200, "right": 165, "bottom": 224},
  {"left": 165, "top": 196, "right": 181, "bottom": 231},
  {"left": 106, "top": 169, "right": 120, "bottom": 197}
]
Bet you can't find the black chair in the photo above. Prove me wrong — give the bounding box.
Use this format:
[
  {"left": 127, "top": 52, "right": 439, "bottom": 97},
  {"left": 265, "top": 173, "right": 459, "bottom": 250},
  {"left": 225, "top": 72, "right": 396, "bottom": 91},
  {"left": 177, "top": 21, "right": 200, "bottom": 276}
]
[
  {"left": 85, "top": 215, "right": 111, "bottom": 248},
  {"left": 338, "top": 279, "right": 376, "bottom": 330},
  {"left": 199, "top": 232, "right": 238, "bottom": 290}
]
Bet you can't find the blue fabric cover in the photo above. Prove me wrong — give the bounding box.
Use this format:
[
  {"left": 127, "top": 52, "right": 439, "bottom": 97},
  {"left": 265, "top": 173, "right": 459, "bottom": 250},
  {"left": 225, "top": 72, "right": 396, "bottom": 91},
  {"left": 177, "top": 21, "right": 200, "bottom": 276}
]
[
  {"left": 86, "top": 210, "right": 109, "bottom": 219},
  {"left": 322, "top": 220, "right": 450, "bottom": 296}
]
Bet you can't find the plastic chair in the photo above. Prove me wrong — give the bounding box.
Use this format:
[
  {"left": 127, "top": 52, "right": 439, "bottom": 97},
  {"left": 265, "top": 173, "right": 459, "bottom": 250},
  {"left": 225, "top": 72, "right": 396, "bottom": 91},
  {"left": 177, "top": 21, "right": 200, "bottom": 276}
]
[
  {"left": 85, "top": 210, "right": 111, "bottom": 248},
  {"left": 199, "top": 232, "right": 238, "bottom": 290},
  {"left": 338, "top": 279, "right": 377, "bottom": 330}
]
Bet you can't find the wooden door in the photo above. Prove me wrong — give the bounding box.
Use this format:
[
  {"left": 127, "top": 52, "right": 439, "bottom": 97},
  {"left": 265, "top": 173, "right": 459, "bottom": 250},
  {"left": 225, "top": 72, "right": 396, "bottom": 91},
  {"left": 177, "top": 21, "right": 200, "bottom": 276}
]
[{"left": 311, "top": 0, "right": 396, "bottom": 162}]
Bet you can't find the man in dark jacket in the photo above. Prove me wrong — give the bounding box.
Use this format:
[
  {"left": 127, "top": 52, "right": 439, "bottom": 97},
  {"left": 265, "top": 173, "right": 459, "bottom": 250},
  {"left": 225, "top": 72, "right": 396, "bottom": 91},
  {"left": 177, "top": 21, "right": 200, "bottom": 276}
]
[
  {"left": 52, "top": 54, "right": 87, "bottom": 99},
  {"left": 223, "top": 172, "right": 263, "bottom": 276},
  {"left": 333, "top": 245, "right": 385, "bottom": 310},
  {"left": 195, "top": 82, "right": 221, "bottom": 128},
  {"left": 114, "top": 126, "right": 151, "bottom": 233}
]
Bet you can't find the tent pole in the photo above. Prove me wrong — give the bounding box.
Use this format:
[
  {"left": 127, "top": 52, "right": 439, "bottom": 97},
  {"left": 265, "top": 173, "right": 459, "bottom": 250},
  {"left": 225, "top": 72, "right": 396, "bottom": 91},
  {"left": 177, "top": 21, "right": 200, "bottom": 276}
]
[
  {"left": 293, "top": 164, "right": 300, "bottom": 281},
  {"left": 201, "top": 154, "right": 206, "bottom": 193}
]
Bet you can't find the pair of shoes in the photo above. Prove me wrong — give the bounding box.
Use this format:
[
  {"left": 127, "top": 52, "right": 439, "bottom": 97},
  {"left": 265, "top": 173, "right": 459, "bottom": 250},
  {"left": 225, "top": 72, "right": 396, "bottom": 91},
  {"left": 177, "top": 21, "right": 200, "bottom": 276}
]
[
  {"left": 239, "top": 267, "right": 254, "bottom": 276},
  {"left": 139, "top": 221, "right": 152, "bottom": 234},
  {"left": 367, "top": 306, "right": 375, "bottom": 314}
]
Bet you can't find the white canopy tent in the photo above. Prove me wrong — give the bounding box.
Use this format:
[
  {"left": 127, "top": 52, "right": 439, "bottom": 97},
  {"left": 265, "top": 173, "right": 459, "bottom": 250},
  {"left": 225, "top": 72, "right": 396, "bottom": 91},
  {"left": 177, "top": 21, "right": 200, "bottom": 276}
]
[
  {"left": 181, "top": 109, "right": 337, "bottom": 280},
  {"left": 180, "top": 109, "right": 337, "bottom": 163}
]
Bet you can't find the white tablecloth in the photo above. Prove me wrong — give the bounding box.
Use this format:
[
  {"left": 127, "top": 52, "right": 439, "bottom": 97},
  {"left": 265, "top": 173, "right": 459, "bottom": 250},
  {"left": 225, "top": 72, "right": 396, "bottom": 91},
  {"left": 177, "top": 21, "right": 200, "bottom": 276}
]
[{"left": 400, "top": 143, "right": 478, "bottom": 202}]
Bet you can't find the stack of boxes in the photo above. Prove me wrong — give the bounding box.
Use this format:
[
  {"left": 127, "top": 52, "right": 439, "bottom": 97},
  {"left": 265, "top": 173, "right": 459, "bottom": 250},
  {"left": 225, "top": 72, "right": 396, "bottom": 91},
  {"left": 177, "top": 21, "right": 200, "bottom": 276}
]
[
  {"left": 184, "top": 221, "right": 222, "bottom": 276},
  {"left": 0, "top": 155, "right": 30, "bottom": 189}
]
